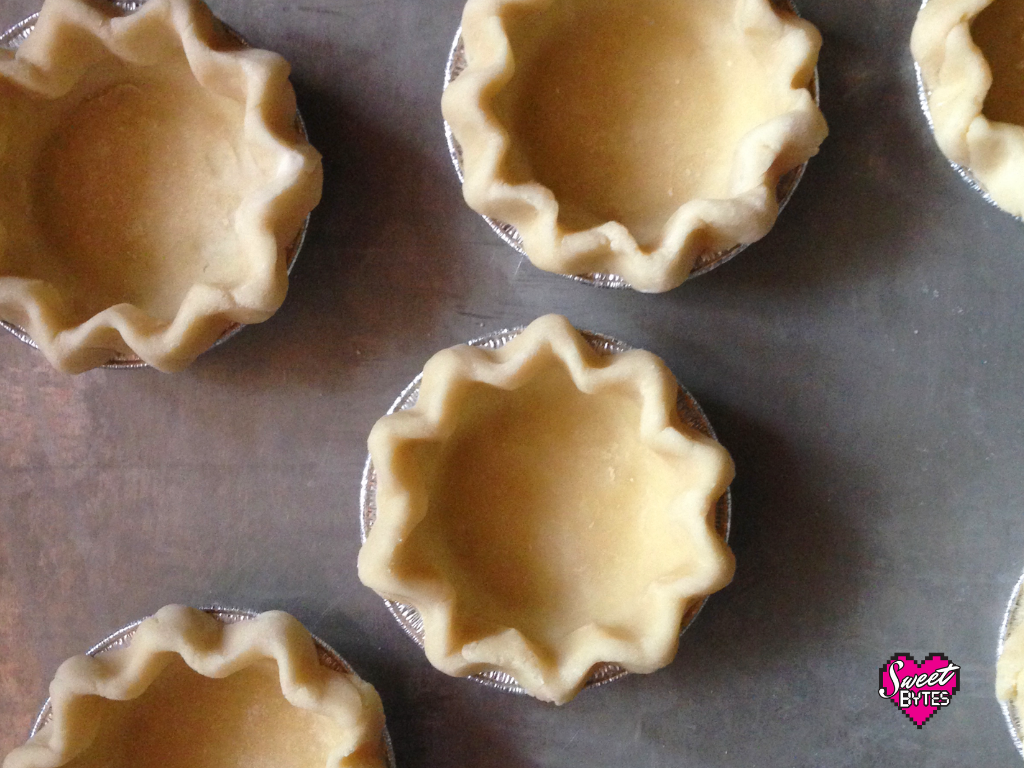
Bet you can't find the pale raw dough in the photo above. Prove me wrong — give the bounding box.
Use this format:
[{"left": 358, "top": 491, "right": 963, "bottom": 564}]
[
  {"left": 998, "top": 593, "right": 1024, "bottom": 730},
  {"left": 358, "top": 314, "right": 735, "bottom": 704},
  {"left": 1, "top": 607, "right": 388, "bottom": 768},
  {"left": 0, "top": 0, "right": 323, "bottom": 372},
  {"left": 972, "top": 0, "right": 1024, "bottom": 128},
  {"left": 417, "top": 368, "right": 704, "bottom": 645},
  {"left": 912, "top": 0, "right": 1024, "bottom": 217},
  {"left": 507, "top": 0, "right": 805, "bottom": 246},
  {"left": 63, "top": 660, "right": 349, "bottom": 768},
  {"left": 23, "top": 59, "right": 252, "bottom": 324},
  {"left": 442, "top": 0, "right": 827, "bottom": 292}
]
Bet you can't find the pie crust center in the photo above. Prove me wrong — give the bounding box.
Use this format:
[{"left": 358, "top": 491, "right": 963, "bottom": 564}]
[
  {"left": 7, "top": 49, "right": 255, "bottom": 324},
  {"left": 971, "top": 0, "right": 1024, "bottom": 128},
  {"left": 408, "top": 361, "right": 697, "bottom": 644},
  {"left": 502, "top": 0, "right": 798, "bottom": 247},
  {"left": 64, "top": 658, "right": 349, "bottom": 768}
]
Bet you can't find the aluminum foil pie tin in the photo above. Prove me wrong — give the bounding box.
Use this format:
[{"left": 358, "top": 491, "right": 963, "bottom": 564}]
[
  {"left": 998, "top": 572, "right": 1024, "bottom": 759},
  {"left": 0, "top": 2, "right": 311, "bottom": 369},
  {"left": 26, "top": 605, "right": 398, "bottom": 768},
  {"left": 913, "top": 0, "right": 1023, "bottom": 224},
  {"left": 441, "top": 0, "right": 820, "bottom": 289},
  {"left": 359, "top": 326, "right": 733, "bottom": 696}
]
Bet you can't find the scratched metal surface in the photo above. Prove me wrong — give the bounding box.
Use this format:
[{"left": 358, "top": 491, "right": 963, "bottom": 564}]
[{"left": 0, "top": 0, "right": 1022, "bottom": 766}]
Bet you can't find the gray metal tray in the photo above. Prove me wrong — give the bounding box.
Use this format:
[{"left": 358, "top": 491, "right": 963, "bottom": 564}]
[{"left": 1, "top": 0, "right": 1023, "bottom": 765}]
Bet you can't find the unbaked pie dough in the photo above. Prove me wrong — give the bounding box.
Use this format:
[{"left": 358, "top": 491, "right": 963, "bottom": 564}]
[
  {"left": 913, "top": 0, "right": 1024, "bottom": 216},
  {"left": 1, "top": 606, "right": 388, "bottom": 768},
  {"left": 441, "top": 0, "right": 828, "bottom": 292},
  {"left": 999, "top": 585, "right": 1024, "bottom": 747},
  {"left": 0, "top": 0, "right": 322, "bottom": 372},
  {"left": 972, "top": 0, "right": 1024, "bottom": 129},
  {"left": 358, "top": 314, "right": 735, "bottom": 704}
]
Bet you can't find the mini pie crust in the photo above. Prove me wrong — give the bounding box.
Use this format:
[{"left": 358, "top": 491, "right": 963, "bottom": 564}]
[
  {"left": 0, "top": 0, "right": 323, "bottom": 373},
  {"left": 441, "top": 0, "right": 828, "bottom": 293},
  {"left": 912, "top": 0, "right": 1024, "bottom": 217},
  {"left": 1, "top": 606, "right": 388, "bottom": 768},
  {"left": 358, "top": 314, "right": 735, "bottom": 704}
]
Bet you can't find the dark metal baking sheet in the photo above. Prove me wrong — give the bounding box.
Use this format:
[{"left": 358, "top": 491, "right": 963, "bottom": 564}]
[{"left": 1, "top": 0, "right": 1022, "bottom": 765}]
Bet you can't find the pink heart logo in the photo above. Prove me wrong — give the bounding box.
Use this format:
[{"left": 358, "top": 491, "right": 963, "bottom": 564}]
[{"left": 878, "top": 653, "right": 960, "bottom": 727}]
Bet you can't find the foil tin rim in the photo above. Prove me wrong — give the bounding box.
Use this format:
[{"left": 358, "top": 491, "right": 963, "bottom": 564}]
[
  {"left": 913, "top": 0, "right": 1024, "bottom": 224},
  {"left": 998, "top": 571, "right": 1024, "bottom": 760},
  {"left": 26, "top": 605, "right": 398, "bottom": 768},
  {"left": 0, "top": 1, "right": 312, "bottom": 370},
  {"left": 440, "top": 0, "right": 820, "bottom": 289},
  {"left": 358, "top": 325, "right": 733, "bottom": 696}
]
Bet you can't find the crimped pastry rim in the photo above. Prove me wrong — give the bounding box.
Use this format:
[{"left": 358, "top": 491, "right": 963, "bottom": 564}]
[
  {"left": 0, "top": 218, "right": 309, "bottom": 370},
  {"left": 913, "top": 57, "right": 1021, "bottom": 221},
  {"left": 911, "top": 0, "right": 1024, "bottom": 221}
]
